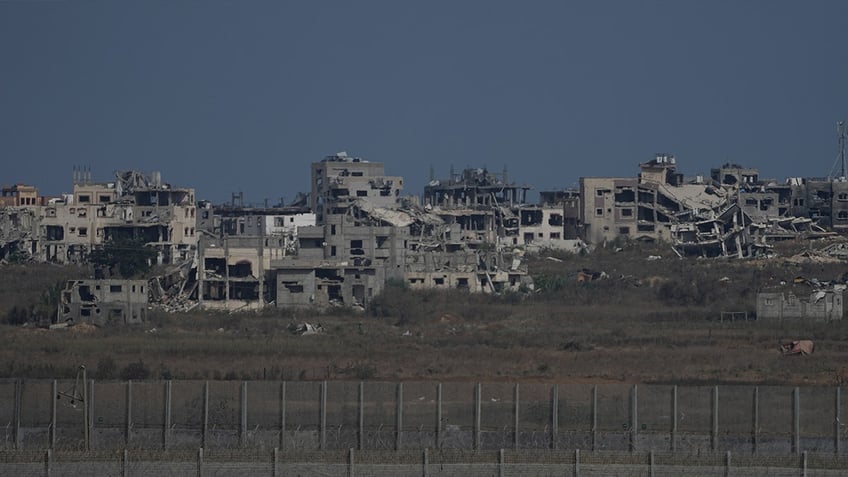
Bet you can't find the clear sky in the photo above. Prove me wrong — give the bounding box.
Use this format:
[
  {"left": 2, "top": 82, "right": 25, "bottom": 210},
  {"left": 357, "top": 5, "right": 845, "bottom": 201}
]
[{"left": 2, "top": 1, "right": 847, "bottom": 204}]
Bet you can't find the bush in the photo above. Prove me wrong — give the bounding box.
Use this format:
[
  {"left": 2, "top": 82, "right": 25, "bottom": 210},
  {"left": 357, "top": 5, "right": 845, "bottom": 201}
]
[
  {"left": 120, "top": 360, "right": 151, "bottom": 381},
  {"left": 4, "top": 305, "right": 30, "bottom": 325},
  {"left": 95, "top": 356, "right": 118, "bottom": 380}
]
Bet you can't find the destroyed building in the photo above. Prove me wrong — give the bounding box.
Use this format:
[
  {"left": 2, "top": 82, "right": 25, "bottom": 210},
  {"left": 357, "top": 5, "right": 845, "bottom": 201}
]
[
  {"left": 58, "top": 279, "right": 149, "bottom": 325},
  {"left": 757, "top": 288, "right": 844, "bottom": 322},
  {"left": 424, "top": 166, "right": 530, "bottom": 246},
  {"left": 0, "top": 170, "right": 198, "bottom": 264},
  {"left": 185, "top": 194, "right": 317, "bottom": 311},
  {"left": 578, "top": 154, "right": 838, "bottom": 258},
  {"left": 269, "top": 156, "right": 532, "bottom": 309}
]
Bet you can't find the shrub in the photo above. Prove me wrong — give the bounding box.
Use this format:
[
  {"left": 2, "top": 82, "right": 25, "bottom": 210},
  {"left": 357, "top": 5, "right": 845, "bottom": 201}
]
[
  {"left": 4, "top": 305, "right": 30, "bottom": 325},
  {"left": 120, "top": 360, "right": 151, "bottom": 381},
  {"left": 96, "top": 356, "right": 118, "bottom": 380}
]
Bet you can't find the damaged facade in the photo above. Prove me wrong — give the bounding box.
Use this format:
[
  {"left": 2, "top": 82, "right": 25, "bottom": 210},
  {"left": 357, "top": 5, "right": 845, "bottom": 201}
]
[
  {"left": 270, "top": 154, "right": 533, "bottom": 309},
  {"left": 8, "top": 145, "right": 848, "bottom": 317},
  {"left": 757, "top": 288, "right": 844, "bottom": 322},
  {"left": 580, "top": 155, "right": 838, "bottom": 258},
  {"left": 191, "top": 198, "right": 316, "bottom": 311},
  {"left": 0, "top": 170, "right": 197, "bottom": 264},
  {"left": 58, "top": 279, "right": 149, "bottom": 325}
]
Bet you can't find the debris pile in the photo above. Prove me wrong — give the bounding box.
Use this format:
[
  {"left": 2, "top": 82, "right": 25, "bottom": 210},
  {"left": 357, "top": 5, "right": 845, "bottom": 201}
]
[{"left": 780, "top": 340, "right": 815, "bottom": 356}]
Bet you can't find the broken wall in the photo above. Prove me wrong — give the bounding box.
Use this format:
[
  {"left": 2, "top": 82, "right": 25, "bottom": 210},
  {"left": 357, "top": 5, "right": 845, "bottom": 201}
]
[
  {"left": 58, "top": 279, "right": 148, "bottom": 325},
  {"left": 757, "top": 291, "right": 843, "bottom": 322}
]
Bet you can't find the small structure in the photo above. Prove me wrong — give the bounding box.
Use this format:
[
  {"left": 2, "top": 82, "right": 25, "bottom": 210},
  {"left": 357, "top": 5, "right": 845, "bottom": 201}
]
[
  {"left": 58, "top": 279, "right": 149, "bottom": 325},
  {"left": 757, "top": 289, "right": 843, "bottom": 322}
]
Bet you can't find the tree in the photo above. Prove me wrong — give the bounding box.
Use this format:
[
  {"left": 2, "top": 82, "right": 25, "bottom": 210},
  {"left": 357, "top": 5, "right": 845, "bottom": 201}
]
[{"left": 90, "top": 238, "right": 157, "bottom": 278}]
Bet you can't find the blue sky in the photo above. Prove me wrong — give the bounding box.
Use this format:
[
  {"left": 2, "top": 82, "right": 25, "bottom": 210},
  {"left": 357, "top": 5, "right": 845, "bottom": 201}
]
[{"left": 2, "top": 1, "right": 847, "bottom": 203}]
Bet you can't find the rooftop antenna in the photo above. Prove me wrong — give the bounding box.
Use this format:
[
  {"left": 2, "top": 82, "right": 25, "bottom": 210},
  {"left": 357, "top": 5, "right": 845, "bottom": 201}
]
[
  {"left": 828, "top": 121, "right": 847, "bottom": 180},
  {"left": 840, "top": 121, "right": 846, "bottom": 179}
]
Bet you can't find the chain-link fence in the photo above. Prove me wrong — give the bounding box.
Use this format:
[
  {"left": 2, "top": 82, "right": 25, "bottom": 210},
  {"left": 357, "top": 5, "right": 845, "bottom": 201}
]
[{"left": 1, "top": 379, "right": 844, "bottom": 456}]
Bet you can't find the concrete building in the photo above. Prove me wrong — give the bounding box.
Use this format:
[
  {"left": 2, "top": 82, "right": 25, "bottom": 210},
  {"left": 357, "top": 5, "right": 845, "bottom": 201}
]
[
  {"left": 194, "top": 200, "right": 316, "bottom": 311},
  {"left": 58, "top": 279, "right": 149, "bottom": 325},
  {"left": 757, "top": 289, "right": 843, "bottom": 322},
  {"left": 311, "top": 152, "right": 403, "bottom": 224},
  {"left": 36, "top": 170, "right": 197, "bottom": 264},
  {"left": 0, "top": 184, "right": 46, "bottom": 207},
  {"left": 271, "top": 155, "right": 532, "bottom": 309}
]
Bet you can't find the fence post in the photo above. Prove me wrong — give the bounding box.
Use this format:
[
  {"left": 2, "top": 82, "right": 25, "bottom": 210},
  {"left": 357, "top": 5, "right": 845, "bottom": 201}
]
[
  {"left": 197, "top": 447, "right": 204, "bottom": 477},
  {"left": 80, "top": 366, "right": 89, "bottom": 451},
  {"left": 671, "top": 385, "right": 677, "bottom": 452},
  {"left": 551, "top": 384, "right": 558, "bottom": 449},
  {"left": 13, "top": 379, "right": 21, "bottom": 450},
  {"left": 498, "top": 448, "right": 505, "bottom": 477},
  {"left": 273, "top": 447, "right": 279, "bottom": 477},
  {"left": 358, "top": 382, "right": 364, "bottom": 450},
  {"left": 50, "top": 380, "right": 57, "bottom": 449},
  {"left": 396, "top": 382, "right": 403, "bottom": 450},
  {"left": 240, "top": 381, "right": 247, "bottom": 448},
  {"left": 513, "top": 383, "right": 519, "bottom": 449},
  {"left": 591, "top": 386, "right": 599, "bottom": 452},
  {"left": 725, "top": 450, "right": 731, "bottom": 477},
  {"left": 45, "top": 448, "right": 51, "bottom": 477},
  {"left": 279, "top": 381, "right": 286, "bottom": 451},
  {"left": 163, "top": 380, "right": 172, "bottom": 450},
  {"left": 630, "top": 385, "right": 638, "bottom": 452},
  {"left": 436, "top": 383, "right": 442, "bottom": 449},
  {"left": 125, "top": 380, "right": 132, "bottom": 448},
  {"left": 752, "top": 386, "right": 759, "bottom": 454},
  {"left": 86, "top": 378, "right": 93, "bottom": 450},
  {"left": 202, "top": 381, "right": 209, "bottom": 449},
  {"left": 793, "top": 387, "right": 800, "bottom": 454},
  {"left": 348, "top": 447, "right": 354, "bottom": 477},
  {"left": 474, "top": 383, "right": 481, "bottom": 450},
  {"left": 320, "top": 381, "right": 327, "bottom": 450},
  {"left": 574, "top": 449, "right": 580, "bottom": 477},
  {"left": 649, "top": 450, "right": 655, "bottom": 477},
  {"left": 836, "top": 387, "right": 841, "bottom": 455},
  {"left": 802, "top": 450, "right": 808, "bottom": 477},
  {"left": 712, "top": 385, "right": 719, "bottom": 451},
  {"left": 423, "top": 447, "right": 429, "bottom": 477},
  {"left": 122, "top": 448, "right": 129, "bottom": 477}
]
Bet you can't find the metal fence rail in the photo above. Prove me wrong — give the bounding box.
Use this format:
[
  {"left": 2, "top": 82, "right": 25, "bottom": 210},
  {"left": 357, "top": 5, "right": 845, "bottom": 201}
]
[
  {"left": 1, "top": 449, "right": 847, "bottom": 476},
  {"left": 1, "top": 379, "right": 843, "bottom": 456}
]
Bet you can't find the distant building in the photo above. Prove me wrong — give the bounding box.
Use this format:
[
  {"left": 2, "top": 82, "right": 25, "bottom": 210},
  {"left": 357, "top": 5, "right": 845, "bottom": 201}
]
[
  {"left": 58, "top": 279, "right": 149, "bottom": 325},
  {"left": 0, "top": 184, "right": 48, "bottom": 207},
  {"left": 757, "top": 289, "right": 843, "bottom": 322}
]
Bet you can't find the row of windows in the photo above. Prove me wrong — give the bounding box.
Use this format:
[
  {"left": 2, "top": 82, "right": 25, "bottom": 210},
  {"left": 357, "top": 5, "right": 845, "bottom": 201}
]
[{"left": 596, "top": 208, "right": 633, "bottom": 217}]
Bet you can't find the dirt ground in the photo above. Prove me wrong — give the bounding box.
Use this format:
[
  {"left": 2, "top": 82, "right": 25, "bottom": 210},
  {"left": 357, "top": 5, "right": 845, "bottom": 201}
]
[{"left": 2, "top": 239, "right": 848, "bottom": 385}]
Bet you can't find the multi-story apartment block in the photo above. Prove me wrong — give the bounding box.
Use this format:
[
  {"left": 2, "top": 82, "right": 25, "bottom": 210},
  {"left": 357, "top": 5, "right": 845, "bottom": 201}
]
[
  {"left": 37, "top": 170, "right": 197, "bottom": 264},
  {"left": 311, "top": 152, "right": 403, "bottom": 224}
]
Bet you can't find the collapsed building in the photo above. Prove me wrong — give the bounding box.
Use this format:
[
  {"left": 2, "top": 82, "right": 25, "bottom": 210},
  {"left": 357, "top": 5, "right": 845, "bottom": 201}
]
[
  {"left": 269, "top": 153, "right": 533, "bottom": 309},
  {"left": 9, "top": 148, "right": 848, "bottom": 317},
  {"left": 580, "top": 155, "right": 837, "bottom": 258}
]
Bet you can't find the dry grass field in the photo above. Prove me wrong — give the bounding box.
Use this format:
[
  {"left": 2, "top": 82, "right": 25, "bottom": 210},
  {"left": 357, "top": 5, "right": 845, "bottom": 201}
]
[{"left": 2, "top": 239, "right": 848, "bottom": 386}]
